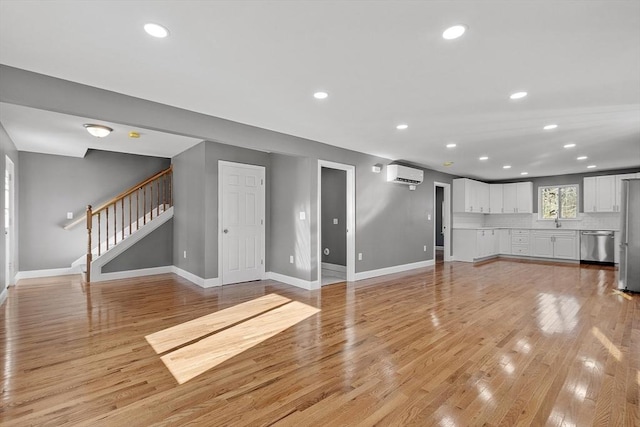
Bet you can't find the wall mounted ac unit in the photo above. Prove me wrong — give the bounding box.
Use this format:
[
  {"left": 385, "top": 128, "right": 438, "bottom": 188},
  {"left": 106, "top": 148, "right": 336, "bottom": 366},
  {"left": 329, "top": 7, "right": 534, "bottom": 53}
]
[{"left": 386, "top": 164, "right": 424, "bottom": 185}]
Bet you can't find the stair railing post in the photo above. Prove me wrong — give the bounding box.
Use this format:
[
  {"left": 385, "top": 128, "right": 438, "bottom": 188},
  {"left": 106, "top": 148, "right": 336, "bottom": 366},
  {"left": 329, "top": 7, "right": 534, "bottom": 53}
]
[{"left": 86, "top": 205, "right": 92, "bottom": 283}]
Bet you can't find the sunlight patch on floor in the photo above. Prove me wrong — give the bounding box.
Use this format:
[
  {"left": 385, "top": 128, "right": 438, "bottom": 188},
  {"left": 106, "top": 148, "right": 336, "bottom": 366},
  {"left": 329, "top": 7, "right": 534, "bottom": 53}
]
[
  {"left": 145, "top": 293, "right": 291, "bottom": 354},
  {"left": 146, "top": 294, "right": 320, "bottom": 384}
]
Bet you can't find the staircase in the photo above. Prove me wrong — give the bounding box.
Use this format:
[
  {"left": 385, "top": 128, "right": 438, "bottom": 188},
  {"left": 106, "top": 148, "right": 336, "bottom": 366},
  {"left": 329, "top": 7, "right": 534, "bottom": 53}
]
[{"left": 67, "top": 166, "right": 174, "bottom": 283}]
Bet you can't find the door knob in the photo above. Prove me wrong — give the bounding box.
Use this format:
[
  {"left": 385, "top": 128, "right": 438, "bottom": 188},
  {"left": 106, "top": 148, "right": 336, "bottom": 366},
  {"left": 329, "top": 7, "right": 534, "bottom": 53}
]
[{"left": 223, "top": 229, "right": 229, "bottom": 234}]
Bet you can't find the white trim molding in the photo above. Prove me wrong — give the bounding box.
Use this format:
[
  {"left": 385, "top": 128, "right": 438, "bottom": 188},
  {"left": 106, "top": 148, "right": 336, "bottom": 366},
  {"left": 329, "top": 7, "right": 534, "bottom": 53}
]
[
  {"left": 354, "top": 259, "right": 435, "bottom": 281},
  {"left": 0, "top": 288, "right": 7, "bottom": 306},
  {"left": 15, "top": 267, "right": 77, "bottom": 281},
  {"left": 321, "top": 262, "right": 347, "bottom": 273},
  {"left": 93, "top": 266, "right": 174, "bottom": 282},
  {"left": 172, "top": 266, "right": 221, "bottom": 288},
  {"left": 267, "top": 272, "right": 320, "bottom": 291}
]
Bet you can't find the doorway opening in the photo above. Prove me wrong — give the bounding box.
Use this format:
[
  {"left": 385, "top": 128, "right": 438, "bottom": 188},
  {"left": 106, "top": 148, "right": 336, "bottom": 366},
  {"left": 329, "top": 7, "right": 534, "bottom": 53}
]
[
  {"left": 317, "top": 160, "right": 355, "bottom": 286},
  {"left": 5, "top": 156, "right": 15, "bottom": 288},
  {"left": 433, "top": 182, "right": 452, "bottom": 263}
]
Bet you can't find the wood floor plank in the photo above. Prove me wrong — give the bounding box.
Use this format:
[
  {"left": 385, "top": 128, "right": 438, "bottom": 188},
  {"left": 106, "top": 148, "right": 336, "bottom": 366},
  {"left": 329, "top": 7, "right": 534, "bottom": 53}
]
[{"left": 1, "top": 260, "right": 637, "bottom": 426}]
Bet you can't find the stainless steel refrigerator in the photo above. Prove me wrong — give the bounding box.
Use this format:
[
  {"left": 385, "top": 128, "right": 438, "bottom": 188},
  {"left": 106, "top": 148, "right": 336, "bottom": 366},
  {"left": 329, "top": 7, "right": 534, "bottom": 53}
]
[{"left": 619, "top": 178, "right": 640, "bottom": 291}]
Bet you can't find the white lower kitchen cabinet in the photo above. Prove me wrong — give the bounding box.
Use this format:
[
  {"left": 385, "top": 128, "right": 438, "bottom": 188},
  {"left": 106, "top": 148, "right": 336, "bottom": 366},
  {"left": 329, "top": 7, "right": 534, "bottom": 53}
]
[
  {"left": 530, "top": 230, "right": 578, "bottom": 260},
  {"left": 498, "top": 229, "right": 511, "bottom": 255},
  {"left": 453, "top": 229, "right": 498, "bottom": 262}
]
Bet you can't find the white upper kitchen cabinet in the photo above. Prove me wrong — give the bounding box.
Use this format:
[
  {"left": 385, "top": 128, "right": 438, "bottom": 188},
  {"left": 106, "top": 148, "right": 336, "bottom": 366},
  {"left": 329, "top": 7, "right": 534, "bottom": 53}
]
[
  {"left": 583, "top": 177, "right": 597, "bottom": 213},
  {"left": 583, "top": 173, "right": 636, "bottom": 213},
  {"left": 503, "top": 182, "right": 533, "bottom": 213},
  {"left": 453, "top": 178, "right": 490, "bottom": 213},
  {"left": 596, "top": 175, "right": 616, "bottom": 212},
  {"left": 489, "top": 184, "right": 503, "bottom": 214}
]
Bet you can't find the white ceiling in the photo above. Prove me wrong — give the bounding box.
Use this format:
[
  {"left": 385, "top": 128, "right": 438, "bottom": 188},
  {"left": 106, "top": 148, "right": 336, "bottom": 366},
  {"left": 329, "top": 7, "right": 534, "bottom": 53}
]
[
  {"left": 0, "top": 103, "right": 202, "bottom": 158},
  {"left": 0, "top": 1, "right": 639, "bottom": 180}
]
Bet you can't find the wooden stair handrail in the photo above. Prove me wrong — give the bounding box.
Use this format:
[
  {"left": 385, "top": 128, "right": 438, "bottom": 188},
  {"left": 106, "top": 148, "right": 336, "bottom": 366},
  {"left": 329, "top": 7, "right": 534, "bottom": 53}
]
[{"left": 64, "top": 165, "right": 172, "bottom": 230}]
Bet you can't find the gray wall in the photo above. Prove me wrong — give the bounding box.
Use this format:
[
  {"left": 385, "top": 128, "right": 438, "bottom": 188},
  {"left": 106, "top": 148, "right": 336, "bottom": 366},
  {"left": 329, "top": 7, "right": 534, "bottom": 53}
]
[
  {"left": 270, "top": 154, "right": 311, "bottom": 279},
  {"left": 489, "top": 167, "right": 640, "bottom": 213},
  {"left": 321, "top": 167, "right": 346, "bottom": 266},
  {"left": 18, "top": 150, "right": 170, "bottom": 271},
  {"left": 173, "top": 141, "right": 270, "bottom": 280},
  {"left": 1, "top": 66, "right": 456, "bottom": 282},
  {"left": 103, "top": 219, "right": 173, "bottom": 273},
  {"left": 0, "top": 123, "right": 19, "bottom": 294}
]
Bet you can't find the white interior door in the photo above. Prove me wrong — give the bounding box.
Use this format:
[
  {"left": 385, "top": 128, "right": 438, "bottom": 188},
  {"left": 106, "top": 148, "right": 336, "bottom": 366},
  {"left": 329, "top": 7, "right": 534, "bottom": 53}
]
[
  {"left": 219, "top": 161, "right": 265, "bottom": 285},
  {"left": 5, "top": 156, "right": 15, "bottom": 287}
]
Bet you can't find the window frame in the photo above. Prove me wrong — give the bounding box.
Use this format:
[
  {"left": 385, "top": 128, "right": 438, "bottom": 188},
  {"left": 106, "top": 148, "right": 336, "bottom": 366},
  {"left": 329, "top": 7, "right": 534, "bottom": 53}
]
[{"left": 538, "top": 184, "right": 580, "bottom": 220}]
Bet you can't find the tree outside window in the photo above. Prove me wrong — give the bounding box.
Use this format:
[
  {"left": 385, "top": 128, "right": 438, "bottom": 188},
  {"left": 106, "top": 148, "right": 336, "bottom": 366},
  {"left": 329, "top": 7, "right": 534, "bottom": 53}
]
[{"left": 540, "top": 185, "right": 578, "bottom": 219}]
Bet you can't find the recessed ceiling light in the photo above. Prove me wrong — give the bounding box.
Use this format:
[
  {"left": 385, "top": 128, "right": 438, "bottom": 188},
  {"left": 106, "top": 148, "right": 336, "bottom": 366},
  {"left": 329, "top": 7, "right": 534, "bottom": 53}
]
[
  {"left": 577, "top": 156, "right": 588, "bottom": 160},
  {"left": 479, "top": 156, "right": 489, "bottom": 161},
  {"left": 313, "top": 91, "right": 328, "bottom": 99},
  {"left": 564, "top": 143, "right": 576, "bottom": 148},
  {"left": 503, "top": 165, "right": 512, "bottom": 169},
  {"left": 442, "top": 25, "right": 467, "bottom": 40},
  {"left": 509, "top": 91, "right": 528, "bottom": 100},
  {"left": 83, "top": 124, "right": 113, "bottom": 138},
  {"left": 396, "top": 124, "right": 408, "bottom": 130},
  {"left": 543, "top": 124, "right": 558, "bottom": 130},
  {"left": 520, "top": 172, "right": 529, "bottom": 175},
  {"left": 587, "top": 165, "right": 597, "bottom": 169},
  {"left": 446, "top": 143, "right": 457, "bottom": 148},
  {"left": 144, "top": 23, "right": 169, "bottom": 38}
]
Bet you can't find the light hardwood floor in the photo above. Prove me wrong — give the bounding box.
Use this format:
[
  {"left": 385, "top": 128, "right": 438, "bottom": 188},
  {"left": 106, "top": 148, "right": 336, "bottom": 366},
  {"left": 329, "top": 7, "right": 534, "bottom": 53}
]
[{"left": 1, "top": 260, "right": 638, "bottom": 426}]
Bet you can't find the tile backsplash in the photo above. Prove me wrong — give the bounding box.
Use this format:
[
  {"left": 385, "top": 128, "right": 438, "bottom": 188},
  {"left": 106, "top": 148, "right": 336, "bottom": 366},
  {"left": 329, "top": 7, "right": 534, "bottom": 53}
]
[{"left": 456, "top": 212, "right": 621, "bottom": 230}]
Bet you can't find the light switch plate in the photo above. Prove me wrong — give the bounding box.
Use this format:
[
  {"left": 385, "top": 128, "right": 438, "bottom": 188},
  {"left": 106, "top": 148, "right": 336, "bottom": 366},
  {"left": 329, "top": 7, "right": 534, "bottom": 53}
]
[
  {"left": 333, "top": 218, "right": 338, "bottom": 225},
  {"left": 427, "top": 214, "right": 432, "bottom": 221},
  {"left": 290, "top": 255, "right": 294, "bottom": 264},
  {"left": 67, "top": 212, "right": 73, "bottom": 219},
  {"left": 358, "top": 253, "right": 363, "bottom": 261},
  {"left": 299, "top": 212, "right": 306, "bottom": 220}
]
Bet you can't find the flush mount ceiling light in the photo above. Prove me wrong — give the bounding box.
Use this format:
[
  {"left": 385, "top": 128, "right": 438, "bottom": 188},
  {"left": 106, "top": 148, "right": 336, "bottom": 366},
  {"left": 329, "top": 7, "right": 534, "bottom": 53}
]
[
  {"left": 509, "top": 91, "right": 528, "bottom": 100},
  {"left": 83, "top": 124, "right": 113, "bottom": 138},
  {"left": 503, "top": 165, "right": 512, "bottom": 169},
  {"left": 442, "top": 25, "right": 467, "bottom": 40},
  {"left": 446, "top": 143, "right": 457, "bottom": 148},
  {"left": 144, "top": 23, "right": 169, "bottom": 38},
  {"left": 396, "top": 123, "right": 409, "bottom": 130},
  {"left": 577, "top": 156, "right": 588, "bottom": 160},
  {"left": 313, "top": 91, "right": 328, "bottom": 99},
  {"left": 564, "top": 143, "right": 576, "bottom": 148},
  {"left": 479, "top": 156, "right": 489, "bottom": 161},
  {"left": 543, "top": 124, "right": 558, "bottom": 130}
]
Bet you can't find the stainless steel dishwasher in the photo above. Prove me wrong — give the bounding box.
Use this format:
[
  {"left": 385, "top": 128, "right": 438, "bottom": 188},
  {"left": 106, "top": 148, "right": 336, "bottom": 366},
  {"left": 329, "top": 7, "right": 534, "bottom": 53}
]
[{"left": 580, "top": 230, "right": 615, "bottom": 264}]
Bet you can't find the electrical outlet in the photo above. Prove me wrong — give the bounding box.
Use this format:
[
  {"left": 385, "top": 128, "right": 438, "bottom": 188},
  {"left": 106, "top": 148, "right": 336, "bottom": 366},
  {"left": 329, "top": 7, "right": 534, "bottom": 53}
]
[
  {"left": 183, "top": 251, "right": 187, "bottom": 259},
  {"left": 67, "top": 212, "right": 73, "bottom": 219},
  {"left": 290, "top": 255, "right": 294, "bottom": 264},
  {"left": 358, "top": 253, "right": 363, "bottom": 261},
  {"left": 333, "top": 218, "right": 338, "bottom": 225},
  {"left": 424, "top": 245, "right": 427, "bottom": 252}
]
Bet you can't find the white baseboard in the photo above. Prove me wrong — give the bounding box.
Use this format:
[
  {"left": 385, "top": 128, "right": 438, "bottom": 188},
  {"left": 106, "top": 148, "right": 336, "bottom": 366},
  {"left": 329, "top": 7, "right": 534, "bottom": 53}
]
[
  {"left": 354, "top": 259, "right": 435, "bottom": 281},
  {"left": 0, "top": 288, "right": 7, "bottom": 306},
  {"left": 15, "top": 267, "right": 77, "bottom": 281},
  {"left": 321, "top": 262, "right": 347, "bottom": 273},
  {"left": 266, "top": 271, "right": 320, "bottom": 290},
  {"left": 172, "top": 266, "right": 221, "bottom": 288},
  {"left": 91, "top": 266, "right": 174, "bottom": 282}
]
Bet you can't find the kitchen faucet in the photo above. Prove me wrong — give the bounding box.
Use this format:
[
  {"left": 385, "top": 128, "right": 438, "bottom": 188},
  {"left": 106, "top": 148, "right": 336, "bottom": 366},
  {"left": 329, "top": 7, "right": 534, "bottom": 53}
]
[{"left": 555, "top": 216, "right": 561, "bottom": 228}]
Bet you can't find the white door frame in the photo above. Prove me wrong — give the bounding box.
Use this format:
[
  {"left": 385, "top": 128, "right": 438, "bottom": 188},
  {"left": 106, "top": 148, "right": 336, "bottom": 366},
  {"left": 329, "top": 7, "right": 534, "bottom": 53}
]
[
  {"left": 5, "top": 156, "right": 15, "bottom": 287},
  {"left": 434, "top": 182, "right": 452, "bottom": 262},
  {"left": 218, "top": 160, "right": 266, "bottom": 285},
  {"left": 317, "top": 160, "right": 356, "bottom": 283}
]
